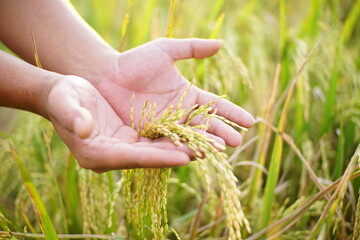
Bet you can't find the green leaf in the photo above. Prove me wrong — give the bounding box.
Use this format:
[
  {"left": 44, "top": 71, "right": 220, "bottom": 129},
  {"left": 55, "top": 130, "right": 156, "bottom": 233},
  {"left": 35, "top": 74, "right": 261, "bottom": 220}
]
[{"left": 10, "top": 144, "right": 58, "bottom": 240}]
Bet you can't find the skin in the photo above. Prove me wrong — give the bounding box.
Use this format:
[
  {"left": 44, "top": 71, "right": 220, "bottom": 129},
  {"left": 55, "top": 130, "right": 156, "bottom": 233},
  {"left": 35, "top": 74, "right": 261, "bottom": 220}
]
[
  {"left": 0, "top": 52, "right": 193, "bottom": 172},
  {"left": 0, "top": 0, "right": 254, "bottom": 171}
]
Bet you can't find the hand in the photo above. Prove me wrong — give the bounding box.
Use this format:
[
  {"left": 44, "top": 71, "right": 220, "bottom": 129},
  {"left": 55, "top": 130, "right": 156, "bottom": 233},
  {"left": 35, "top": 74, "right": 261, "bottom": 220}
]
[
  {"left": 97, "top": 38, "right": 254, "bottom": 147},
  {"left": 46, "top": 76, "right": 191, "bottom": 172}
]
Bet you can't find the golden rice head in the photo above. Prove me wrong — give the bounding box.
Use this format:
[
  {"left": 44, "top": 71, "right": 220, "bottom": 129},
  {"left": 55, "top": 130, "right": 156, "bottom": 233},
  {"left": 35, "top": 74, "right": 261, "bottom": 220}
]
[{"left": 124, "top": 82, "right": 250, "bottom": 239}]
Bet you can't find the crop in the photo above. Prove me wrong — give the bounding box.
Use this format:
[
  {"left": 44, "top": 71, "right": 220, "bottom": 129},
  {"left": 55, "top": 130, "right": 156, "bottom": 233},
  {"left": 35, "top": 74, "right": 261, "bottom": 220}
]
[{"left": 123, "top": 84, "right": 250, "bottom": 239}]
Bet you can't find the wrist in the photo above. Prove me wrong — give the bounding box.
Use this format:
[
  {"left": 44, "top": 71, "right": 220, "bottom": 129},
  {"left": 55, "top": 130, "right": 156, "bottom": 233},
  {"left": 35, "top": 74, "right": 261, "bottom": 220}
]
[
  {"left": 16, "top": 68, "right": 62, "bottom": 120},
  {"left": 0, "top": 50, "right": 63, "bottom": 119},
  {"left": 39, "top": 73, "right": 63, "bottom": 120},
  {"left": 68, "top": 48, "right": 120, "bottom": 87}
]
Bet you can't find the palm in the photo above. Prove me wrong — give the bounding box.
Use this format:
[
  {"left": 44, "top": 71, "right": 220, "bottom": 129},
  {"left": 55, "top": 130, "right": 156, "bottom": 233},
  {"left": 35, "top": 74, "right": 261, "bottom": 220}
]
[
  {"left": 47, "top": 77, "right": 189, "bottom": 172},
  {"left": 97, "top": 38, "right": 255, "bottom": 147},
  {"left": 97, "top": 39, "right": 194, "bottom": 126}
]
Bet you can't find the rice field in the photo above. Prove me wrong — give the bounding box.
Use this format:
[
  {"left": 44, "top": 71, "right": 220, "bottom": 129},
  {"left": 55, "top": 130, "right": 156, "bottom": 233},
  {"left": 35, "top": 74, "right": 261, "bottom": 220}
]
[{"left": 0, "top": 0, "right": 360, "bottom": 239}]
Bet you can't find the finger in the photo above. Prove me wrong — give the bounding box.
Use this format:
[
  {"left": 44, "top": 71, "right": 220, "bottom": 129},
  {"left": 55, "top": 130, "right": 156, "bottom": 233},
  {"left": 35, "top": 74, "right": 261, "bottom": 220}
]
[
  {"left": 93, "top": 144, "right": 190, "bottom": 170},
  {"left": 155, "top": 38, "right": 221, "bottom": 61},
  {"left": 72, "top": 108, "right": 94, "bottom": 138},
  {"left": 47, "top": 85, "right": 94, "bottom": 139},
  {"left": 192, "top": 128, "right": 226, "bottom": 148},
  {"left": 189, "top": 115, "right": 242, "bottom": 147},
  {"left": 195, "top": 87, "right": 255, "bottom": 128},
  {"left": 138, "top": 137, "right": 195, "bottom": 158}
]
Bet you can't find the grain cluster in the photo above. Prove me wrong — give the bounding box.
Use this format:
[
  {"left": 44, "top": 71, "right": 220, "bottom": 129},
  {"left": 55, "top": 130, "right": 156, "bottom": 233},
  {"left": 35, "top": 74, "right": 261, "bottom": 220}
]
[{"left": 123, "top": 83, "right": 250, "bottom": 239}]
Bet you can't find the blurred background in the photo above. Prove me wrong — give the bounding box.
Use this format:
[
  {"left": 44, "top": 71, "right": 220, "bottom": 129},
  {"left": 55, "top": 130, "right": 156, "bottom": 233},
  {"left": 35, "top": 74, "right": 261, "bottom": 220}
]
[{"left": 1, "top": 0, "right": 359, "bottom": 239}]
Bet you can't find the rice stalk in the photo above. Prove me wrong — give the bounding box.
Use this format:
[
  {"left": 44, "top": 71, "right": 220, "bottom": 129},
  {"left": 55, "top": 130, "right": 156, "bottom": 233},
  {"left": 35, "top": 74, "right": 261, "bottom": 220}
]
[
  {"left": 353, "top": 188, "right": 360, "bottom": 240},
  {"left": 247, "top": 63, "right": 280, "bottom": 209},
  {"left": 307, "top": 144, "right": 360, "bottom": 240},
  {"left": 321, "top": 0, "right": 360, "bottom": 135},
  {"left": 247, "top": 169, "right": 360, "bottom": 240},
  {"left": 31, "top": 31, "right": 43, "bottom": 69},
  {"left": 261, "top": 33, "right": 325, "bottom": 229},
  {"left": 78, "top": 168, "right": 112, "bottom": 235},
  {"left": 166, "top": 0, "right": 175, "bottom": 38},
  {"left": 10, "top": 144, "right": 58, "bottom": 240},
  {"left": 124, "top": 82, "right": 250, "bottom": 239}
]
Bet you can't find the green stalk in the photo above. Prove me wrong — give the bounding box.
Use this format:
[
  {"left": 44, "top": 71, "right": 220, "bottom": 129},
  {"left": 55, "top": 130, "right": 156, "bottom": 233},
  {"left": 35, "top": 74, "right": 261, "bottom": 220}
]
[
  {"left": 247, "top": 64, "right": 280, "bottom": 210},
  {"left": 261, "top": 81, "right": 293, "bottom": 230},
  {"left": 166, "top": 0, "right": 175, "bottom": 38},
  {"left": 260, "top": 105, "right": 286, "bottom": 229},
  {"left": 321, "top": 0, "right": 360, "bottom": 135},
  {"left": 197, "top": 13, "right": 225, "bottom": 89},
  {"left": 334, "top": 119, "right": 345, "bottom": 179},
  {"left": 210, "top": 0, "right": 225, "bottom": 20},
  {"left": 279, "top": 0, "right": 290, "bottom": 91},
  {"left": 299, "top": 0, "right": 325, "bottom": 38},
  {"left": 260, "top": 0, "right": 289, "bottom": 229},
  {"left": 352, "top": 188, "right": 360, "bottom": 240},
  {"left": 307, "top": 145, "right": 360, "bottom": 240},
  {"left": 65, "top": 153, "right": 81, "bottom": 232},
  {"left": 10, "top": 144, "right": 58, "bottom": 240},
  {"left": 260, "top": 32, "right": 325, "bottom": 229}
]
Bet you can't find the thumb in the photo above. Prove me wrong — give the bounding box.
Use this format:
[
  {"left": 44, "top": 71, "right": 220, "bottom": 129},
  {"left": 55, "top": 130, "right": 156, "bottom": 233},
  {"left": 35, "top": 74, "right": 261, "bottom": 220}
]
[
  {"left": 155, "top": 38, "right": 221, "bottom": 61},
  {"left": 47, "top": 82, "right": 94, "bottom": 139},
  {"left": 71, "top": 107, "right": 94, "bottom": 138}
]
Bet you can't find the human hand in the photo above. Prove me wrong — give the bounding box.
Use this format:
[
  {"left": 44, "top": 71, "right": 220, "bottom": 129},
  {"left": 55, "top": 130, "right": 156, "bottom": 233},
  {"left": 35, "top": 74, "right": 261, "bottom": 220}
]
[
  {"left": 96, "top": 38, "right": 254, "bottom": 147},
  {"left": 46, "top": 76, "right": 192, "bottom": 172}
]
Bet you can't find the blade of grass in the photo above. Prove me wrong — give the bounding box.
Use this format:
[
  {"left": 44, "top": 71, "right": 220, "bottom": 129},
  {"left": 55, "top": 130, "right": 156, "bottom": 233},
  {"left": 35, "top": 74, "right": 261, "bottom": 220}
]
[
  {"left": 260, "top": 2, "right": 289, "bottom": 227},
  {"left": 166, "top": 0, "right": 175, "bottom": 38},
  {"left": 279, "top": 0, "right": 290, "bottom": 91},
  {"left": 260, "top": 122, "right": 284, "bottom": 229},
  {"left": 209, "top": 13, "right": 225, "bottom": 39},
  {"left": 239, "top": 0, "right": 259, "bottom": 20},
  {"left": 20, "top": 195, "right": 37, "bottom": 234},
  {"left": 197, "top": 12, "right": 225, "bottom": 89},
  {"left": 31, "top": 31, "right": 42, "bottom": 69},
  {"left": 210, "top": 0, "right": 225, "bottom": 20},
  {"left": 334, "top": 119, "right": 345, "bottom": 179},
  {"left": 65, "top": 152, "right": 81, "bottom": 233},
  {"left": 10, "top": 143, "right": 58, "bottom": 240},
  {"left": 279, "top": 0, "right": 287, "bottom": 59},
  {"left": 189, "top": 192, "right": 208, "bottom": 240},
  {"left": 0, "top": 204, "right": 21, "bottom": 232},
  {"left": 130, "top": 0, "right": 156, "bottom": 45},
  {"left": 261, "top": 34, "right": 325, "bottom": 229},
  {"left": 119, "top": 13, "right": 130, "bottom": 51},
  {"left": 41, "top": 130, "right": 68, "bottom": 233},
  {"left": 257, "top": 116, "right": 347, "bottom": 230},
  {"left": 353, "top": 188, "right": 360, "bottom": 240},
  {"left": 321, "top": 0, "right": 360, "bottom": 135},
  {"left": 307, "top": 145, "right": 360, "bottom": 240},
  {"left": 247, "top": 64, "right": 280, "bottom": 209},
  {"left": 299, "top": 0, "right": 325, "bottom": 38},
  {"left": 247, "top": 169, "right": 360, "bottom": 240}
]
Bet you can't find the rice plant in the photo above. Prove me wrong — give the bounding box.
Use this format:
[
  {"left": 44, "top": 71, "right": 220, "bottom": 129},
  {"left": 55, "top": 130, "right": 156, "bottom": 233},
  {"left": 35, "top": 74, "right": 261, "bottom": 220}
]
[{"left": 123, "top": 83, "right": 250, "bottom": 239}]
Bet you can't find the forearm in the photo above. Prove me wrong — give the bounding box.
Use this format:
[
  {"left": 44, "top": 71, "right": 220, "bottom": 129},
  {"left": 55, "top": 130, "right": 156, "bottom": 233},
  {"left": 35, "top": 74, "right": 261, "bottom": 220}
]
[
  {"left": 0, "top": 0, "right": 117, "bottom": 85},
  {"left": 0, "top": 50, "right": 59, "bottom": 118}
]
